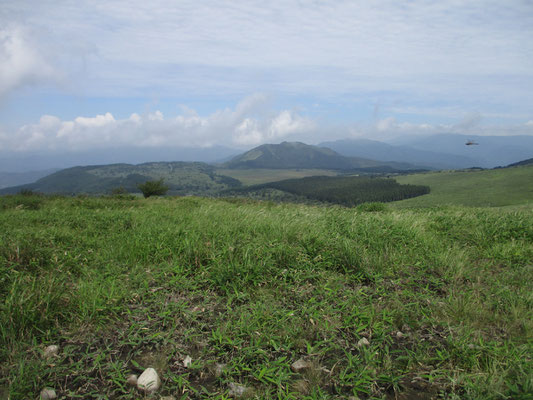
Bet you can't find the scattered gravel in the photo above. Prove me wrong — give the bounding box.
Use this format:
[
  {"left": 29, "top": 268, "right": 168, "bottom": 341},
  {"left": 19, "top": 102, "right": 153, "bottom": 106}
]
[
  {"left": 126, "top": 374, "right": 138, "bottom": 387},
  {"left": 183, "top": 355, "right": 192, "bottom": 368},
  {"left": 43, "top": 345, "right": 59, "bottom": 358},
  {"left": 137, "top": 368, "right": 161, "bottom": 393},
  {"left": 40, "top": 388, "right": 57, "bottom": 400},
  {"left": 228, "top": 382, "right": 248, "bottom": 398},
  {"left": 291, "top": 358, "right": 312, "bottom": 373}
]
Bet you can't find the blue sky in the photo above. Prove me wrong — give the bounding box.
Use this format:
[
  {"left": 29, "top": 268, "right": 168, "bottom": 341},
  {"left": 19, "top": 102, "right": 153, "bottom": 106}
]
[{"left": 1, "top": 0, "right": 533, "bottom": 153}]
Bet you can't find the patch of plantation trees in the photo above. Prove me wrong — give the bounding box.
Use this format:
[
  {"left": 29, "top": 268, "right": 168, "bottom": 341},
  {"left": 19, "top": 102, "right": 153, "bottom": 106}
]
[{"left": 233, "top": 175, "right": 430, "bottom": 206}]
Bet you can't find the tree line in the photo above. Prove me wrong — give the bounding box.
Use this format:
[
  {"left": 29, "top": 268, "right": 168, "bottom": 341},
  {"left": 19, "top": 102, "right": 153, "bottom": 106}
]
[{"left": 230, "top": 175, "right": 429, "bottom": 206}]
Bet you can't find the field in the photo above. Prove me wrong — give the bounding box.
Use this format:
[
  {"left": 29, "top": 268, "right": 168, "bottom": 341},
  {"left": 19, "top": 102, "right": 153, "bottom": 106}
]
[
  {"left": 393, "top": 165, "right": 533, "bottom": 208},
  {"left": 215, "top": 169, "right": 339, "bottom": 186},
  {"left": 1, "top": 194, "right": 532, "bottom": 399}
]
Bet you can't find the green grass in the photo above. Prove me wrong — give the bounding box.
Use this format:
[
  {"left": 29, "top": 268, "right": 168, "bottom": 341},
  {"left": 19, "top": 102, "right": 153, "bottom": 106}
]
[
  {"left": 392, "top": 165, "right": 533, "bottom": 208},
  {"left": 1, "top": 195, "right": 532, "bottom": 399},
  {"left": 215, "top": 169, "right": 338, "bottom": 186}
]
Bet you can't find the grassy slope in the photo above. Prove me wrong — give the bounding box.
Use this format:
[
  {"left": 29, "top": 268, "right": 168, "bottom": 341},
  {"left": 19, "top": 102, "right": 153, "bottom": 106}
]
[
  {"left": 0, "top": 162, "right": 241, "bottom": 196},
  {"left": 216, "top": 168, "right": 338, "bottom": 186},
  {"left": 1, "top": 195, "right": 532, "bottom": 399},
  {"left": 392, "top": 165, "right": 533, "bottom": 208}
]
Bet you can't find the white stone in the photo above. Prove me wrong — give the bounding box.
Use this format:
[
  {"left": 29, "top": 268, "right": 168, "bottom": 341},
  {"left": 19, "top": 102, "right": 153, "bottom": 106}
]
[
  {"left": 40, "top": 388, "right": 57, "bottom": 400},
  {"left": 228, "top": 382, "right": 248, "bottom": 398},
  {"left": 214, "top": 363, "right": 226, "bottom": 377},
  {"left": 291, "top": 358, "right": 311, "bottom": 373},
  {"left": 396, "top": 331, "right": 404, "bottom": 339},
  {"left": 43, "top": 345, "right": 59, "bottom": 358},
  {"left": 357, "top": 337, "right": 370, "bottom": 347},
  {"left": 183, "top": 355, "right": 192, "bottom": 368},
  {"left": 137, "top": 368, "right": 161, "bottom": 393},
  {"left": 126, "top": 374, "right": 138, "bottom": 386}
]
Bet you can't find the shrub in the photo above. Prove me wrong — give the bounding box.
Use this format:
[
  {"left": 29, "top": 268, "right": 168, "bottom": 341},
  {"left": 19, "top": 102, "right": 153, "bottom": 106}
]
[
  {"left": 137, "top": 179, "right": 169, "bottom": 198},
  {"left": 110, "top": 186, "right": 127, "bottom": 195}
]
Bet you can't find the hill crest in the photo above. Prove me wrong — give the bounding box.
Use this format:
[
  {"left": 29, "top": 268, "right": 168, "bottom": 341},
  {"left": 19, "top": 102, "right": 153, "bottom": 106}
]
[{"left": 223, "top": 141, "right": 419, "bottom": 171}]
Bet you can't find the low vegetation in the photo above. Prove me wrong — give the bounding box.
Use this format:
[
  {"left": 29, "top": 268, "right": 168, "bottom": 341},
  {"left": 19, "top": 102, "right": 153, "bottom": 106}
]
[
  {"left": 1, "top": 194, "right": 531, "bottom": 399},
  {"left": 138, "top": 179, "right": 169, "bottom": 198},
  {"left": 393, "top": 165, "right": 533, "bottom": 208}
]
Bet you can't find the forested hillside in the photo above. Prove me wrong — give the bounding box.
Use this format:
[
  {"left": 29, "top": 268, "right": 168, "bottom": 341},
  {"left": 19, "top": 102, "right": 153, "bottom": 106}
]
[
  {"left": 226, "top": 175, "right": 429, "bottom": 206},
  {"left": 0, "top": 162, "right": 241, "bottom": 196}
]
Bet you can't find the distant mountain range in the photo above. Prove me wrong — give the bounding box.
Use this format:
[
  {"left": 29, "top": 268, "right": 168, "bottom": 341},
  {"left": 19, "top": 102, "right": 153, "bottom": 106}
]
[
  {"left": 222, "top": 141, "right": 423, "bottom": 171},
  {"left": 1, "top": 135, "right": 532, "bottom": 195},
  {"left": 503, "top": 158, "right": 533, "bottom": 168},
  {"left": 0, "top": 145, "right": 240, "bottom": 173},
  {"left": 319, "top": 138, "right": 475, "bottom": 169},
  {"left": 386, "top": 134, "right": 533, "bottom": 168},
  {"left": 0, "top": 142, "right": 425, "bottom": 195},
  {"left": 2, "top": 134, "right": 532, "bottom": 174}
]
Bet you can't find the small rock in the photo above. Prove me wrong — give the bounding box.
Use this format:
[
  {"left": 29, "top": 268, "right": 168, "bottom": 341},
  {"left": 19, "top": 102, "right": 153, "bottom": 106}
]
[
  {"left": 40, "top": 388, "right": 57, "bottom": 400},
  {"left": 183, "top": 355, "right": 192, "bottom": 368},
  {"left": 291, "top": 358, "right": 311, "bottom": 373},
  {"left": 160, "top": 397, "right": 176, "bottom": 400},
  {"left": 126, "top": 374, "right": 138, "bottom": 386},
  {"left": 396, "top": 331, "right": 404, "bottom": 339},
  {"left": 137, "top": 368, "right": 161, "bottom": 393},
  {"left": 43, "top": 345, "right": 59, "bottom": 358},
  {"left": 214, "top": 363, "right": 226, "bottom": 378},
  {"left": 357, "top": 337, "right": 370, "bottom": 347},
  {"left": 228, "top": 382, "right": 248, "bottom": 398}
]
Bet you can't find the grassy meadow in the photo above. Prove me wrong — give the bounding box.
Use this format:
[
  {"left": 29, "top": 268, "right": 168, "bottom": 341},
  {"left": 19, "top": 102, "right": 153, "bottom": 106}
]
[
  {"left": 1, "top": 194, "right": 532, "bottom": 399},
  {"left": 393, "top": 165, "right": 533, "bottom": 208}
]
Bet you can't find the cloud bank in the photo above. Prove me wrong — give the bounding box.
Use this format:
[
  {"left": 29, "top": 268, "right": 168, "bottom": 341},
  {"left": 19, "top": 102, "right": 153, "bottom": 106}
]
[
  {"left": 0, "top": 95, "right": 315, "bottom": 152},
  {"left": 3, "top": 95, "right": 533, "bottom": 155}
]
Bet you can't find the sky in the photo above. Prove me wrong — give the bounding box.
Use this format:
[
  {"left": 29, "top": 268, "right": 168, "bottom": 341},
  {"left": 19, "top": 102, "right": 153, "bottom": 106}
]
[{"left": 1, "top": 0, "right": 533, "bottom": 156}]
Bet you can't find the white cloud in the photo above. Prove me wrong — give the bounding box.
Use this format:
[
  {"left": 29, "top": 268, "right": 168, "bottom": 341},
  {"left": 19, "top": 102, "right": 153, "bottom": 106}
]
[
  {"left": 0, "top": 95, "right": 315, "bottom": 151},
  {"left": 370, "top": 115, "right": 533, "bottom": 140},
  {"left": 0, "top": 26, "right": 58, "bottom": 99},
  {"left": 74, "top": 112, "right": 115, "bottom": 127},
  {"left": 232, "top": 110, "right": 314, "bottom": 146}
]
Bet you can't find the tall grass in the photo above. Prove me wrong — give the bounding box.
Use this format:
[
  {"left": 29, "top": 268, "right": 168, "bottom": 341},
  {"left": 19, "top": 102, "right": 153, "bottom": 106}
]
[{"left": 0, "top": 195, "right": 531, "bottom": 399}]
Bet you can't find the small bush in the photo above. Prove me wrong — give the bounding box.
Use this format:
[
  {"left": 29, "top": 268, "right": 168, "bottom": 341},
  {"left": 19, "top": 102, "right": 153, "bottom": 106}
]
[
  {"left": 19, "top": 189, "right": 41, "bottom": 197},
  {"left": 110, "top": 186, "right": 127, "bottom": 195},
  {"left": 138, "top": 179, "right": 169, "bottom": 198},
  {"left": 0, "top": 195, "right": 43, "bottom": 210}
]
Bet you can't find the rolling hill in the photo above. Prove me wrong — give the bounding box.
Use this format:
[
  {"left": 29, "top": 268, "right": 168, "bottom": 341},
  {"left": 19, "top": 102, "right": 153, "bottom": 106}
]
[
  {"left": 392, "top": 164, "right": 533, "bottom": 207},
  {"left": 0, "top": 162, "right": 241, "bottom": 196},
  {"left": 222, "top": 141, "right": 424, "bottom": 171}
]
